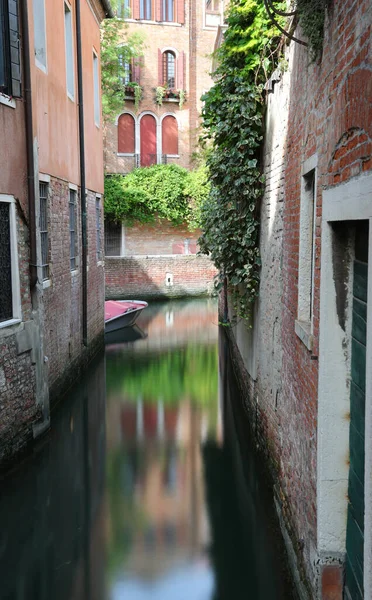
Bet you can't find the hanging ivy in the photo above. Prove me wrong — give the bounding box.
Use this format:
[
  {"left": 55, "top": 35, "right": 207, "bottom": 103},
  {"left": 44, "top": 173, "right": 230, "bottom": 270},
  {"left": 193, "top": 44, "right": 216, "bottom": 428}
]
[
  {"left": 296, "top": 0, "right": 328, "bottom": 59},
  {"left": 198, "top": 0, "right": 285, "bottom": 320}
]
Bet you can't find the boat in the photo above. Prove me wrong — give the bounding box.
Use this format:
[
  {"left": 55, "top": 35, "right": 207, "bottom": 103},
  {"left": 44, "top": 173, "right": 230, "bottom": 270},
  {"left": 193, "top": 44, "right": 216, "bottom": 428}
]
[{"left": 105, "top": 300, "right": 148, "bottom": 333}]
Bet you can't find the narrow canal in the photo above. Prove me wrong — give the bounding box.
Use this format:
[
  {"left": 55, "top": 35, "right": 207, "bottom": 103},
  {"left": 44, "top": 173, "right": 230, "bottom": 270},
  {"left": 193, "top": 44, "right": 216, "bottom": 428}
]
[{"left": 0, "top": 299, "right": 294, "bottom": 600}]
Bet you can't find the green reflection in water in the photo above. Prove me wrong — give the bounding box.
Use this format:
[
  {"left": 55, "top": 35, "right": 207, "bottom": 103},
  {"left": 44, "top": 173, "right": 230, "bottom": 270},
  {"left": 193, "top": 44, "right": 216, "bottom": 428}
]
[{"left": 106, "top": 344, "right": 218, "bottom": 406}]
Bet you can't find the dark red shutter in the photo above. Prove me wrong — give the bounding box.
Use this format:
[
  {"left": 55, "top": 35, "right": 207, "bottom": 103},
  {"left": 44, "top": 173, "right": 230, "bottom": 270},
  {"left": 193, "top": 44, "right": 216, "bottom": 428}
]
[
  {"left": 176, "top": 0, "right": 184, "bottom": 24},
  {"left": 155, "top": 0, "right": 162, "bottom": 21},
  {"left": 133, "top": 58, "right": 141, "bottom": 84},
  {"left": 158, "top": 49, "right": 163, "bottom": 85},
  {"left": 118, "top": 114, "right": 135, "bottom": 154},
  {"left": 176, "top": 51, "right": 185, "bottom": 90},
  {"left": 133, "top": 0, "right": 140, "bottom": 19},
  {"left": 162, "top": 115, "right": 178, "bottom": 155}
]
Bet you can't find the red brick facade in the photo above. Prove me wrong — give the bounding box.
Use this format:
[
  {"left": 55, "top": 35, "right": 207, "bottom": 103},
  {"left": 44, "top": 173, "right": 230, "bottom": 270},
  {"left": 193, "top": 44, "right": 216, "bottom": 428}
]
[{"left": 227, "top": 2, "right": 372, "bottom": 598}]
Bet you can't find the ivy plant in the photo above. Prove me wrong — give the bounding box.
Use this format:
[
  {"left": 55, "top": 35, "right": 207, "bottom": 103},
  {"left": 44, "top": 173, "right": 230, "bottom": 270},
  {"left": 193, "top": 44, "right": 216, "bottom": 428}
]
[
  {"left": 198, "top": 0, "right": 285, "bottom": 320},
  {"left": 296, "top": 0, "right": 328, "bottom": 59},
  {"left": 104, "top": 164, "right": 209, "bottom": 229}
]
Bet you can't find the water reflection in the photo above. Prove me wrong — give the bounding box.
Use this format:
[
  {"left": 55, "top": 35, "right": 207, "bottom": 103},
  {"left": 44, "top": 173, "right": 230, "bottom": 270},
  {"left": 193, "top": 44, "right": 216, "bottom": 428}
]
[
  {"left": 105, "top": 300, "right": 219, "bottom": 600},
  {"left": 0, "top": 299, "right": 293, "bottom": 600}
]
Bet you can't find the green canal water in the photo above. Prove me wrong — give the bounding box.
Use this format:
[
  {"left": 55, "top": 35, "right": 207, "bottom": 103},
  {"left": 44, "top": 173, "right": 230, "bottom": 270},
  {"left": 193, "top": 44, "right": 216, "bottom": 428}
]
[{"left": 0, "top": 299, "right": 294, "bottom": 600}]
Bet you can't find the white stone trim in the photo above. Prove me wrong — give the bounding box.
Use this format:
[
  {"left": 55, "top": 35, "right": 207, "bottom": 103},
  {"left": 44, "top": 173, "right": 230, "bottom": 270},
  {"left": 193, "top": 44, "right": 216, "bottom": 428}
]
[
  {"left": 318, "top": 175, "right": 372, "bottom": 599},
  {"left": 160, "top": 46, "right": 179, "bottom": 58},
  {"left": 0, "top": 93, "right": 16, "bottom": 108},
  {"left": 68, "top": 182, "right": 78, "bottom": 191},
  {"left": 39, "top": 172, "right": 51, "bottom": 183},
  {"left": 0, "top": 195, "right": 22, "bottom": 326}
]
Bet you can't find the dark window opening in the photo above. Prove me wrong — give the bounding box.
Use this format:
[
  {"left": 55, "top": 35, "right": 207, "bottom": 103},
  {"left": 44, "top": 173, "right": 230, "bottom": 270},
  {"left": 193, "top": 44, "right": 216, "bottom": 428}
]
[
  {"left": 0, "top": 202, "right": 13, "bottom": 322},
  {"left": 105, "top": 220, "right": 122, "bottom": 256},
  {"left": 162, "top": 51, "right": 175, "bottom": 88},
  {"left": 0, "top": 0, "right": 11, "bottom": 96},
  {"left": 119, "top": 53, "right": 132, "bottom": 86},
  {"left": 39, "top": 182, "right": 49, "bottom": 281},
  {"left": 69, "top": 189, "right": 77, "bottom": 271},
  {"left": 96, "top": 198, "right": 102, "bottom": 261}
]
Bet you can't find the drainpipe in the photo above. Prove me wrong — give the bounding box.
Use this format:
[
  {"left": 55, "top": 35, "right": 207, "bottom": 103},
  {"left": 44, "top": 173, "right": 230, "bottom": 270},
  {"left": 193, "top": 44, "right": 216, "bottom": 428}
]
[
  {"left": 21, "top": 0, "right": 37, "bottom": 289},
  {"left": 75, "top": 0, "right": 88, "bottom": 346}
]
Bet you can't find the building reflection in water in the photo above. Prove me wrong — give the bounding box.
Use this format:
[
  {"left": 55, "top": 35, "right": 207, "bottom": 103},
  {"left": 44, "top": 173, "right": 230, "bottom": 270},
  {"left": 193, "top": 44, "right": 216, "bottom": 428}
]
[{"left": 105, "top": 299, "right": 219, "bottom": 600}]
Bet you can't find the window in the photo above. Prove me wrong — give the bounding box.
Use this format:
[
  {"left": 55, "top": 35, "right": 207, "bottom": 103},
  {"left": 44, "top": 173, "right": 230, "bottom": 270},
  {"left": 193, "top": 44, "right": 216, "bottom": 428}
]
[
  {"left": 139, "top": 0, "right": 152, "bottom": 20},
  {"left": 296, "top": 155, "right": 317, "bottom": 350},
  {"left": 162, "top": 51, "right": 175, "bottom": 88},
  {"left": 69, "top": 189, "right": 77, "bottom": 271},
  {"left": 33, "top": 0, "right": 47, "bottom": 70},
  {"left": 162, "top": 0, "right": 174, "bottom": 21},
  {"left": 162, "top": 115, "right": 178, "bottom": 155},
  {"left": 93, "top": 51, "right": 100, "bottom": 126},
  {"left": 0, "top": 196, "right": 21, "bottom": 326},
  {"left": 117, "top": 0, "right": 130, "bottom": 17},
  {"left": 105, "top": 220, "right": 122, "bottom": 256},
  {"left": 206, "top": 0, "right": 219, "bottom": 12},
  {"left": 118, "top": 113, "right": 135, "bottom": 154},
  {"left": 96, "top": 197, "right": 102, "bottom": 261},
  {"left": 0, "top": 0, "right": 21, "bottom": 98},
  {"left": 119, "top": 53, "right": 132, "bottom": 86},
  {"left": 205, "top": 0, "right": 221, "bottom": 26},
  {"left": 39, "top": 182, "right": 49, "bottom": 281},
  {"left": 64, "top": 3, "right": 74, "bottom": 99}
]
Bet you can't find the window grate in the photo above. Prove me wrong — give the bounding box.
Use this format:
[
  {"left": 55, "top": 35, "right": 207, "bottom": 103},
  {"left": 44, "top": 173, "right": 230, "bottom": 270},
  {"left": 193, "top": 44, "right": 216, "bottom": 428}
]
[
  {"left": 96, "top": 198, "right": 102, "bottom": 261},
  {"left": 0, "top": 202, "right": 13, "bottom": 322},
  {"left": 104, "top": 220, "right": 122, "bottom": 256},
  {"left": 39, "top": 182, "right": 49, "bottom": 281},
  {"left": 69, "top": 189, "right": 77, "bottom": 271}
]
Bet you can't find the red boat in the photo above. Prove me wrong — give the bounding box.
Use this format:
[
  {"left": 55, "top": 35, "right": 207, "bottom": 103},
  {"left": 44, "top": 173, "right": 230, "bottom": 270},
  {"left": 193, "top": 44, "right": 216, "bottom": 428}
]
[{"left": 104, "top": 300, "right": 148, "bottom": 333}]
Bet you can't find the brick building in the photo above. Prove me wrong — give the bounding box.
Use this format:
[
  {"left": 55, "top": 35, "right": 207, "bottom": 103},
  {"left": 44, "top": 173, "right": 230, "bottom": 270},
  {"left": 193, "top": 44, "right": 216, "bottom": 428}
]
[
  {"left": 225, "top": 2, "right": 372, "bottom": 599},
  {"left": 104, "top": 0, "right": 220, "bottom": 298},
  {"left": 0, "top": 0, "right": 112, "bottom": 464}
]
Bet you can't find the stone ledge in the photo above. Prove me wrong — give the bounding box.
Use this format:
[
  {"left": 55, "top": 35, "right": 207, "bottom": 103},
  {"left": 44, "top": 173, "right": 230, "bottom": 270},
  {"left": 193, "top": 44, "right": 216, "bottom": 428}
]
[{"left": 295, "top": 320, "right": 313, "bottom": 352}]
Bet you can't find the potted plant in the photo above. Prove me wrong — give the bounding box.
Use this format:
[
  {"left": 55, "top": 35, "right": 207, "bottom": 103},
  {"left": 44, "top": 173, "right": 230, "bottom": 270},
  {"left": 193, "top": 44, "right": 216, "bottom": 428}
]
[{"left": 124, "top": 82, "right": 143, "bottom": 110}]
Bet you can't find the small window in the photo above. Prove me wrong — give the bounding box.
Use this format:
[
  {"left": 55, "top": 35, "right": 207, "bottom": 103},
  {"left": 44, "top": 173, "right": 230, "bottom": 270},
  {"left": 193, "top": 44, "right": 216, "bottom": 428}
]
[
  {"left": 69, "top": 189, "right": 77, "bottom": 271},
  {"left": 0, "top": 196, "right": 21, "bottom": 326},
  {"left": 206, "top": 0, "right": 219, "bottom": 12},
  {"left": 39, "top": 182, "right": 49, "bottom": 281},
  {"left": 205, "top": 0, "right": 221, "bottom": 26},
  {"left": 96, "top": 197, "right": 102, "bottom": 262},
  {"left": 64, "top": 3, "right": 74, "bottom": 99},
  {"left": 117, "top": 0, "right": 130, "bottom": 17},
  {"left": 162, "top": 0, "right": 174, "bottom": 21},
  {"left": 33, "top": 0, "right": 47, "bottom": 70},
  {"left": 162, "top": 51, "right": 175, "bottom": 88},
  {"left": 118, "top": 113, "right": 135, "bottom": 154},
  {"left": 93, "top": 51, "right": 100, "bottom": 126},
  {"left": 140, "top": 0, "right": 152, "bottom": 20},
  {"left": 104, "top": 220, "right": 122, "bottom": 256}
]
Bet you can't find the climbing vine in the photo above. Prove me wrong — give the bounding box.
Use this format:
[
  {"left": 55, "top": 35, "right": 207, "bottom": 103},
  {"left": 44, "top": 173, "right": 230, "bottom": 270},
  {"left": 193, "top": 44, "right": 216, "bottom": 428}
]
[
  {"left": 198, "top": 0, "right": 285, "bottom": 320},
  {"left": 104, "top": 164, "right": 210, "bottom": 229},
  {"left": 296, "top": 0, "right": 328, "bottom": 58}
]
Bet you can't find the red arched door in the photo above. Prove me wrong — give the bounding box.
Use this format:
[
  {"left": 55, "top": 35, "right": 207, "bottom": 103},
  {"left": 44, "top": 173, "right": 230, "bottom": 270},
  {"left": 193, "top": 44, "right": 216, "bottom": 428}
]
[{"left": 140, "top": 114, "right": 157, "bottom": 167}]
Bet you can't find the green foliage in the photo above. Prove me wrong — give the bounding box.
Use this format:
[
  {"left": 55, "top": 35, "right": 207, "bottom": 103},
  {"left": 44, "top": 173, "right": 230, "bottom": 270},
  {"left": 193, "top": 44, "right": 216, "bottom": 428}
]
[
  {"left": 104, "top": 164, "right": 209, "bottom": 228},
  {"left": 297, "top": 0, "right": 328, "bottom": 59},
  {"left": 198, "top": 0, "right": 283, "bottom": 320},
  {"left": 100, "top": 17, "right": 144, "bottom": 120},
  {"left": 183, "top": 165, "right": 211, "bottom": 230}
]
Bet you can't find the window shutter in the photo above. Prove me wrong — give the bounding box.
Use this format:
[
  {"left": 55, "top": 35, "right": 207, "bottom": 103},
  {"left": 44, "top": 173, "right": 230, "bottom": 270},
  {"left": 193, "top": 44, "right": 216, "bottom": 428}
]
[
  {"left": 176, "top": 51, "right": 185, "bottom": 90},
  {"left": 176, "top": 0, "right": 184, "bottom": 24},
  {"left": 8, "top": 0, "right": 21, "bottom": 97},
  {"left": 132, "top": 0, "right": 140, "bottom": 19},
  {"left": 155, "top": 0, "right": 162, "bottom": 21},
  {"left": 162, "top": 115, "right": 178, "bottom": 155},
  {"left": 132, "top": 58, "right": 141, "bottom": 84},
  {"left": 118, "top": 114, "right": 135, "bottom": 154},
  {"left": 158, "top": 49, "right": 163, "bottom": 86}
]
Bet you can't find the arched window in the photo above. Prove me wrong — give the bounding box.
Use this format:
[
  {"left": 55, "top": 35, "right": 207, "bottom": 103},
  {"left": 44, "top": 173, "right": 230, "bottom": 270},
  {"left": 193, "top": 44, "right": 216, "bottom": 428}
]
[
  {"left": 118, "top": 113, "right": 135, "bottom": 154},
  {"left": 140, "top": 114, "right": 157, "bottom": 166},
  {"left": 162, "top": 116, "right": 178, "bottom": 156},
  {"left": 162, "top": 51, "right": 175, "bottom": 88}
]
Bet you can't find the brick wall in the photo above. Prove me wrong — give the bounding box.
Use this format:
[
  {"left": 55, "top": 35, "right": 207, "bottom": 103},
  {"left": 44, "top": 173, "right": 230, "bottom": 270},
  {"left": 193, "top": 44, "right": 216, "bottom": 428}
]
[
  {"left": 105, "top": 255, "right": 217, "bottom": 299},
  {"left": 123, "top": 222, "right": 201, "bottom": 255},
  {"left": 227, "top": 1, "right": 372, "bottom": 597},
  {"left": 42, "top": 177, "right": 104, "bottom": 400}
]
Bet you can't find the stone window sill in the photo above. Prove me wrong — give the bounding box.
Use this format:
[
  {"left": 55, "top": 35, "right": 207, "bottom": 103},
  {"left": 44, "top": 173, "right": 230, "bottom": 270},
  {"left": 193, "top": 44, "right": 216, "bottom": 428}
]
[
  {"left": 295, "top": 320, "right": 313, "bottom": 351},
  {"left": 0, "top": 93, "right": 16, "bottom": 109},
  {"left": 42, "top": 279, "right": 52, "bottom": 289}
]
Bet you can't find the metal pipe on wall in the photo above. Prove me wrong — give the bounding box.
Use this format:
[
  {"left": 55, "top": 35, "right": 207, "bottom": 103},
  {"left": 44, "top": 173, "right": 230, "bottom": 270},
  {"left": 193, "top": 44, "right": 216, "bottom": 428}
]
[{"left": 75, "top": 0, "right": 88, "bottom": 346}]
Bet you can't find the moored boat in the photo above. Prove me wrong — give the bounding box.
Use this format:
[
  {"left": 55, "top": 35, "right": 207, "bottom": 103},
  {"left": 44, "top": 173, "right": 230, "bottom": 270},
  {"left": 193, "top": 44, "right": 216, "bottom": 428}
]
[{"left": 105, "top": 300, "right": 148, "bottom": 333}]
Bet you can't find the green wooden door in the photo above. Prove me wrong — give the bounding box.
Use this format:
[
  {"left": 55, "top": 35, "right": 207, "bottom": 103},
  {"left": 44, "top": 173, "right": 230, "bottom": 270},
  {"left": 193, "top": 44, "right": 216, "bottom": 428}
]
[{"left": 345, "top": 221, "right": 369, "bottom": 600}]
